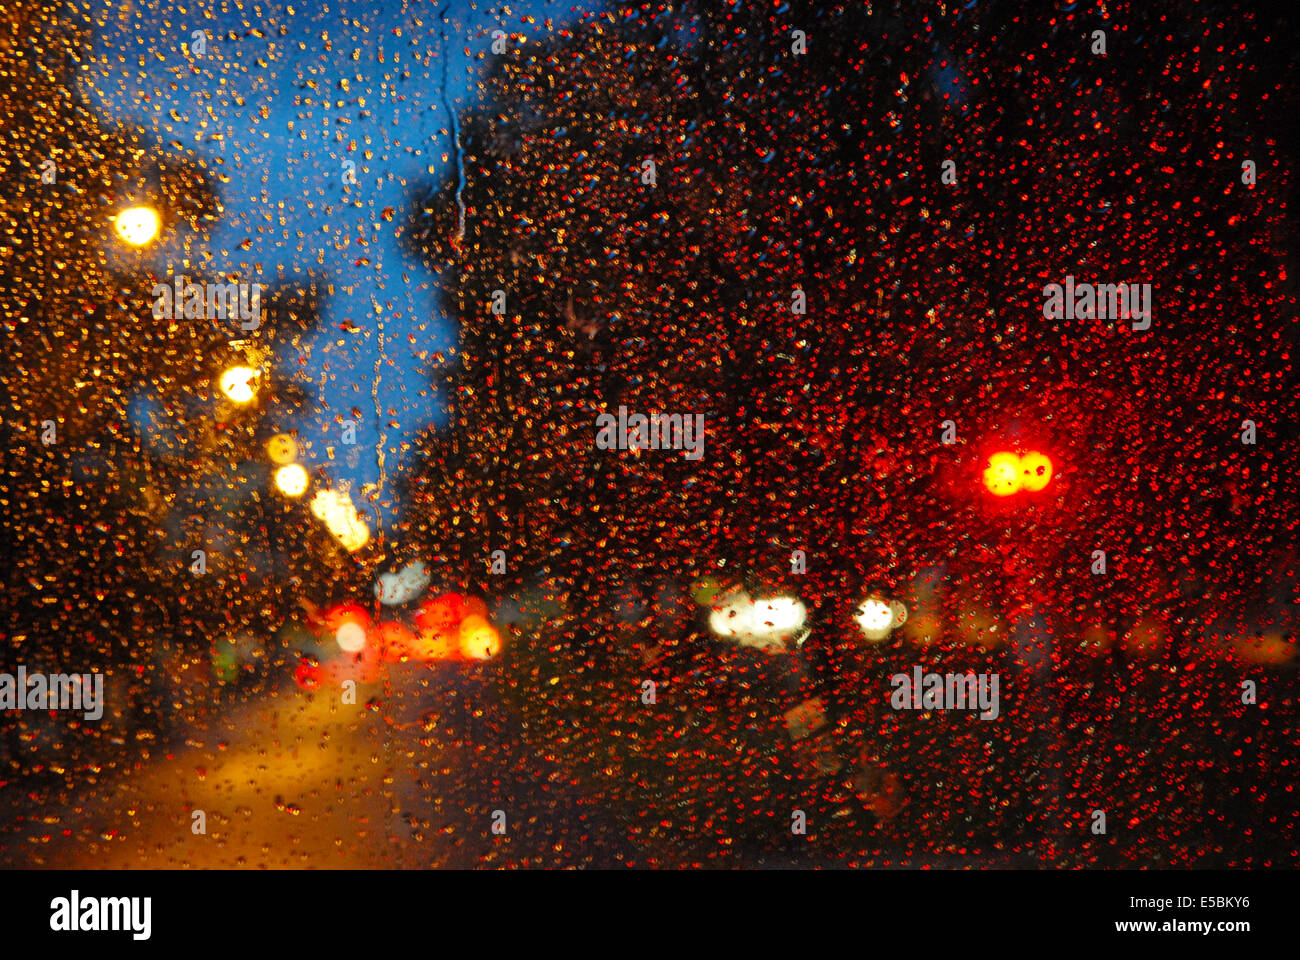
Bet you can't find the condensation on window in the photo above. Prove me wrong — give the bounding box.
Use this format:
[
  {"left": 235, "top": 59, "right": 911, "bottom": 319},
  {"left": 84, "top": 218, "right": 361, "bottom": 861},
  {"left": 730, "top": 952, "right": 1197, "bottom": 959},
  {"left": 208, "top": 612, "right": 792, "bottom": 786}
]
[{"left": 0, "top": 0, "right": 1296, "bottom": 870}]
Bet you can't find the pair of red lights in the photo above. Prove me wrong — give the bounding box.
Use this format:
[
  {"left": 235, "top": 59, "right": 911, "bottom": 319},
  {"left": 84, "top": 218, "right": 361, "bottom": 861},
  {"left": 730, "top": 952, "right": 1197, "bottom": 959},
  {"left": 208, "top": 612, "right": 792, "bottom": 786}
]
[{"left": 982, "top": 451, "right": 1053, "bottom": 496}]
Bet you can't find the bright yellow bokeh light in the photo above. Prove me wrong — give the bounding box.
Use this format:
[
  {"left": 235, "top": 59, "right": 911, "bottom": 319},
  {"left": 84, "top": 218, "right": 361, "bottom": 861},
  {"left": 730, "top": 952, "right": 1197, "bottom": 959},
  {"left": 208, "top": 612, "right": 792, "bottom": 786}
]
[
  {"left": 113, "top": 206, "right": 160, "bottom": 246},
  {"left": 310, "top": 488, "right": 371, "bottom": 552},
  {"left": 274, "top": 463, "right": 309, "bottom": 498},
  {"left": 266, "top": 433, "right": 299, "bottom": 465},
  {"left": 983, "top": 451, "right": 1022, "bottom": 496},
  {"left": 458, "top": 614, "right": 502, "bottom": 660},
  {"left": 1020, "top": 451, "right": 1053, "bottom": 492},
  {"left": 219, "top": 365, "right": 258, "bottom": 404}
]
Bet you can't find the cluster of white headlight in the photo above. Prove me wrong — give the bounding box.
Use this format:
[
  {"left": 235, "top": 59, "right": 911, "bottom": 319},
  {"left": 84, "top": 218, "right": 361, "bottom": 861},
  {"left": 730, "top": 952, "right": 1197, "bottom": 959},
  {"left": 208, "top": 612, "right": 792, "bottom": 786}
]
[
  {"left": 853, "top": 595, "right": 909, "bottom": 641},
  {"left": 707, "top": 591, "right": 808, "bottom": 653},
  {"left": 698, "top": 583, "right": 909, "bottom": 653}
]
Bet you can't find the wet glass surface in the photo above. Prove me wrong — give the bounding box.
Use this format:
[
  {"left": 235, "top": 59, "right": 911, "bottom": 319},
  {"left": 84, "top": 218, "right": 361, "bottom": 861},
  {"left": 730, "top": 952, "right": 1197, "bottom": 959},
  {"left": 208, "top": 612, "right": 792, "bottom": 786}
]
[{"left": 0, "top": 0, "right": 1296, "bottom": 869}]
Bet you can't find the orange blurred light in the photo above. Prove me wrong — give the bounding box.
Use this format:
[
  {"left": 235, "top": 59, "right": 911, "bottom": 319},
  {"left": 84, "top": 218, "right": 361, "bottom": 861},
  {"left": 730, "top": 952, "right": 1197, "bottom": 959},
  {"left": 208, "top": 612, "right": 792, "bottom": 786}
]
[
  {"left": 374, "top": 621, "right": 418, "bottom": 663},
  {"left": 983, "top": 452, "right": 1022, "bottom": 496},
  {"left": 414, "top": 592, "right": 467, "bottom": 638},
  {"left": 458, "top": 614, "right": 501, "bottom": 660},
  {"left": 413, "top": 633, "right": 460, "bottom": 662},
  {"left": 323, "top": 603, "right": 369, "bottom": 632},
  {"left": 219, "top": 365, "right": 258, "bottom": 404}
]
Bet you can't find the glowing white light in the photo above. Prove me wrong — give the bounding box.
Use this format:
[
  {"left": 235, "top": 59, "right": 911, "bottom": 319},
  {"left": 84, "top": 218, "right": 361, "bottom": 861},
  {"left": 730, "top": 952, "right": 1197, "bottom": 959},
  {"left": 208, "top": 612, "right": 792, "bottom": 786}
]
[
  {"left": 750, "top": 596, "right": 806, "bottom": 635},
  {"left": 889, "top": 600, "right": 908, "bottom": 627},
  {"left": 219, "top": 365, "right": 258, "bottom": 404},
  {"left": 335, "top": 621, "right": 366, "bottom": 653},
  {"left": 274, "top": 463, "right": 309, "bottom": 498},
  {"left": 114, "top": 206, "right": 159, "bottom": 246},
  {"left": 855, "top": 597, "right": 895, "bottom": 641},
  {"left": 374, "top": 561, "right": 431, "bottom": 605},
  {"left": 310, "top": 488, "right": 371, "bottom": 552},
  {"left": 707, "top": 591, "right": 806, "bottom": 653},
  {"left": 708, "top": 593, "right": 751, "bottom": 638}
]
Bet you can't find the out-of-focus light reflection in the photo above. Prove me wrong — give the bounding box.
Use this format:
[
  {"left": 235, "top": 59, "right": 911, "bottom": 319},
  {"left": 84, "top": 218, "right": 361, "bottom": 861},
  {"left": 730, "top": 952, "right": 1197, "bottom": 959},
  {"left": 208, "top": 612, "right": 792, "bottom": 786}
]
[
  {"left": 274, "top": 463, "right": 309, "bottom": 497},
  {"left": 855, "top": 596, "right": 895, "bottom": 641},
  {"left": 707, "top": 596, "right": 745, "bottom": 637},
  {"left": 113, "top": 205, "right": 159, "bottom": 246},
  {"left": 266, "top": 433, "right": 298, "bottom": 465},
  {"left": 707, "top": 591, "right": 806, "bottom": 652},
  {"left": 1019, "top": 451, "right": 1053, "bottom": 491},
  {"left": 310, "top": 488, "right": 371, "bottom": 551},
  {"left": 414, "top": 592, "right": 467, "bottom": 638},
  {"left": 982, "top": 450, "right": 1054, "bottom": 496},
  {"left": 374, "top": 620, "right": 418, "bottom": 661},
  {"left": 335, "top": 620, "right": 366, "bottom": 653},
  {"left": 219, "top": 365, "right": 258, "bottom": 404},
  {"left": 458, "top": 614, "right": 502, "bottom": 660},
  {"left": 983, "top": 451, "right": 1022, "bottom": 496},
  {"left": 374, "top": 561, "right": 431, "bottom": 605},
  {"left": 750, "top": 595, "right": 805, "bottom": 634}
]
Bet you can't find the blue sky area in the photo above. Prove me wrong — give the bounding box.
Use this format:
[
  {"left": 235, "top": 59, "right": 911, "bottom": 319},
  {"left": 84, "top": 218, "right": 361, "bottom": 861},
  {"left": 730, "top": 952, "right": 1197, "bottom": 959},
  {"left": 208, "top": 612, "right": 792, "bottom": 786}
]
[
  {"left": 85, "top": 0, "right": 963, "bottom": 537},
  {"left": 87, "top": 0, "right": 594, "bottom": 529}
]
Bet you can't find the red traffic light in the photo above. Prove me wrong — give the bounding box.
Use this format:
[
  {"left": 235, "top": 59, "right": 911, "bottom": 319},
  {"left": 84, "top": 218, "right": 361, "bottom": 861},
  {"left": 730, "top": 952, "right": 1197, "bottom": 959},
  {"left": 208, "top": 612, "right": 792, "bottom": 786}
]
[{"left": 982, "top": 451, "right": 1053, "bottom": 496}]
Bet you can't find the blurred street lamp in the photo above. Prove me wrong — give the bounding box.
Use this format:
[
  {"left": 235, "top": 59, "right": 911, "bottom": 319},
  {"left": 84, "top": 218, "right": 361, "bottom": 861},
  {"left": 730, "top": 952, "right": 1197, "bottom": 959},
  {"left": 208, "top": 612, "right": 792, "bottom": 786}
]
[
  {"left": 274, "top": 463, "right": 309, "bottom": 498},
  {"left": 266, "top": 433, "right": 299, "bottom": 465},
  {"left": 854, "top": 595, "right": 908, "bottom": 641},
  {"left": 113, "top": 205, "right": 160, "bottom": 247},
  {"left": 218, "top": 365, "right": 259, "bottom": 404},
  {"left": 854, "top": 597, "right": 894, "bottom": 640}
]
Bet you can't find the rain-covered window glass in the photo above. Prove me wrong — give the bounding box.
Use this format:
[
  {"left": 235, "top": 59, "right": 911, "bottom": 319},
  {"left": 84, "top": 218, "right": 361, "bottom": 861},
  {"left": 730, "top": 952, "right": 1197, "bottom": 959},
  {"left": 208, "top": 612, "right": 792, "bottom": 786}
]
[{"left": 0, "top": 0, "right": 1296, "bottom": 879}]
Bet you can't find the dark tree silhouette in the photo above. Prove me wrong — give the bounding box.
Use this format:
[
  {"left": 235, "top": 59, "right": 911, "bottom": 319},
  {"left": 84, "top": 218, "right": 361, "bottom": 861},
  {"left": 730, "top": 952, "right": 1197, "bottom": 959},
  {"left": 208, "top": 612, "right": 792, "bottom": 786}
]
[
  {"left": 0, "top": 0, "right": 345, "bottom": 795},
  {"left": 397, "top": 0, "right": 1298, "bottom": 864}
]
